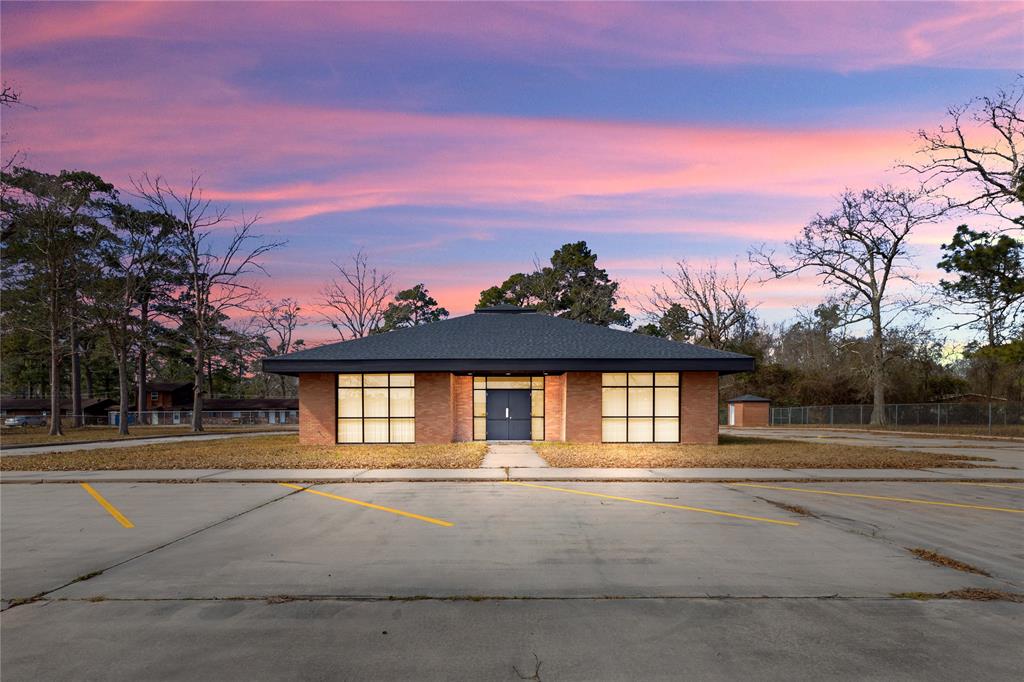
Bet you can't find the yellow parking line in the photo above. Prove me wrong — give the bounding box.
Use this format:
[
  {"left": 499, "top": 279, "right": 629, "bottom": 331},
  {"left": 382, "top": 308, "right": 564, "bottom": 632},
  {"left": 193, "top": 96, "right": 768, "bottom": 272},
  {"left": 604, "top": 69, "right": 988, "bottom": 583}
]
[
  {"left": 278, "top": 483, "right": 453, "bottom": 527},
  {"left": 505, "top": 482, "right": 799, "bottom": 526},
  {"left": 948, "top": 482, "right": 1024, "bottom": 491},
  {"left": 733, "top": 483, "right": 1024, "bottom": 514},
  {"left": 80, "top": 483, "right": 134, "bottom": 528}
]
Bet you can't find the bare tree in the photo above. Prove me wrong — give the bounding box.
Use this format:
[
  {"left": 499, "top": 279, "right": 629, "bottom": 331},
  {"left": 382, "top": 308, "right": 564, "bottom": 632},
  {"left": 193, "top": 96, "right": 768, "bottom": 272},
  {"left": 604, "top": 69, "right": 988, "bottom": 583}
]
[
  {"left": 319, "top": 250, "right": 393, "bottom": 339},
  {"left": 902, "top": 79, "right": 1023, "bottom": 229},
  {"left": 640, "top": 259, "right": 757, "bottom": 350},
  {"left": 751, "top": 186, "right": 939, "bottom": 424},
  {"left": 256, "top": 298, "right": 305, "bottom": 396},
  {"left": 133, "top": 174, "right": 284, "bottom": 432}
]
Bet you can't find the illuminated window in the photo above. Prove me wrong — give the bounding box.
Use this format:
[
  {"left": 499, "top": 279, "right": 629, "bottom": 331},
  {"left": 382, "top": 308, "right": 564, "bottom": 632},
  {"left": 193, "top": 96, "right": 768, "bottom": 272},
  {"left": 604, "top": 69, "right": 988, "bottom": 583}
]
[
  {"left": 337, "top": 374, "right": 415, "bottom": 443},
  {"left": 472, "top": 375, "right": 546, "bottom": 441},
  {"left": 601, "top": 372, "right": 678, "bottom": 442}
]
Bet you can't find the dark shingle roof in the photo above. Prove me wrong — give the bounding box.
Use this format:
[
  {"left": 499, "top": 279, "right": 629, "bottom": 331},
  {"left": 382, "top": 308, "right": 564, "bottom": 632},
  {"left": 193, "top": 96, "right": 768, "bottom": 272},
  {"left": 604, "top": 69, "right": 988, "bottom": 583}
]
[
  {"left": 264, "top": 307, "right": 754, "bottom": 375},
  {"left": 727, "top": 394, "right": 771, "bottom": 403}
]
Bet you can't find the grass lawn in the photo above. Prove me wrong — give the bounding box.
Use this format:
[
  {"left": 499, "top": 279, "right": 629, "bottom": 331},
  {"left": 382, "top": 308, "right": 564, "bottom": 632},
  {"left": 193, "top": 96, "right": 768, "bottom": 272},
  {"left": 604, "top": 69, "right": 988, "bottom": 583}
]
[
  {"left": 0, "top": 435, "right": 487, "bottom": 470},
  {"left": 1, "top": 424, "right": 296, "bottom": 446},
  {"left": 765, "top": 424, "right": 1023, "bottom": 440},
  {"left": 533, "top": 435, "right": 997, "bottom": 469}
]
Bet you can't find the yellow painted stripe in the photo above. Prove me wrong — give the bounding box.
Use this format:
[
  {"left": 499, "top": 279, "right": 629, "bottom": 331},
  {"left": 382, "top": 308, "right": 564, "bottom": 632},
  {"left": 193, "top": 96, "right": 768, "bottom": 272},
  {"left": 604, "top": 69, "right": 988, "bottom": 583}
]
[
  {"left": 505, "top": 481, "right": 799, "bottom": 526},
  {"left": 278, "top": 483, "right": 453, "bottom": 527},
  {"left": 948, "top": 482, "right": 1024, "bottom": 491},
  {"left": 733, "top": 483, "right": 1024, "bottom": 514},
  {"left": 80, "top": 483, "right": 134, "bottom": 528}
]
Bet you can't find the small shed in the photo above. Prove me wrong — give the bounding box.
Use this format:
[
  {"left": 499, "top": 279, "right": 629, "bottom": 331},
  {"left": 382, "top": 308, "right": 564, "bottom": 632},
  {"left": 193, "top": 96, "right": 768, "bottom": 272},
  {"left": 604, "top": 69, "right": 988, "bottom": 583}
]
[{"left": 726, "top": 394, "right": 771, "bottom": 427}]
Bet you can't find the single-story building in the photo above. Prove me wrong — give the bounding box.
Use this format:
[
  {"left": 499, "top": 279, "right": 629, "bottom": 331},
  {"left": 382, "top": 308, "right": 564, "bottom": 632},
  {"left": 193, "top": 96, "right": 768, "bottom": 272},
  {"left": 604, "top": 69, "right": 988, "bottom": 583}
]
[
  {"left": 263, "top": 305, "right": 754, "bottom": 445},
  {"left": 726, "top": 394, "right": 771, "bottom": 427},
  {"left": 0, "top": 397, "right": 116, "bottom": 418}
]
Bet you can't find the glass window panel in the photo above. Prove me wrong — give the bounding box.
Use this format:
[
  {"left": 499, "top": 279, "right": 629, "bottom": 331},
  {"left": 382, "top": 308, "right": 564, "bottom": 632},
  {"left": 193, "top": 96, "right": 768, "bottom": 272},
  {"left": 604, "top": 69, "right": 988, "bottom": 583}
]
[
  {"left": 473, "top": 417, "right": 486, "bottom": 440},
  {"left": 363, "top": 374, "right": 388, "bottom": 387},
  {"left": 655, "top": 387, "right": 679, "bottom": 416},
  {"left": 655, "top": 372, "right": 679, "bottom": 386},
  {"left": 627, "top": 418, "right": 654, "bottom": 442},
  {"left": 654, "top": 418, "right": 678, "bottom": 442},
  {"left": 363, "top": 388, "right": 388, "bottom": 417},
  {"left": 531, "top": 390, "right": 544, "bottom": 416},
  {"left": 338, "top": 419, "right": 362, "bottom": 443},
  {"left": 364, "top": 419, "right": 389, "bottom": 443},
  {"left": 531, "top": 376, "right": 544, "bottom": 389},
  {"left": 628, "top": 372, "right": 654, "bottom": 386},
  {"left": 602, "top": 418, "right": 627, "bottom": 442},
  {"left": 628, "top": 387, "right": 654, "bottom": 416},
  {"left": 531, "top": 417, "right": 544, "bottom": 441},
  {"left": 603, "top": 372, "right": 627, "bottom": 386},
  {"left": 390, "top": 419, "right": 415, "bottom": 443},
  {"left": 337, "top": 389, "right": 362, "bottom": 418},
  {"left": 473, "top": 376, "right": 486, "bottom": 389},
  {"left": 389, "top": 373, "right": 414, "bottom": 387},
  {"left": 337, "top": 374, "right": 361, "bottom": 387},
  {"left": 473, "top": 390, "right": 487, "bottom": 417},
  {"left": 602, "top": 387, "right": 627, "bottom": 416},
  {"left": 389, "top": 388, "right": 415, "bottom": 418},
  {"left": 486, "top": 376, "right": 531, "bottom": 389}
]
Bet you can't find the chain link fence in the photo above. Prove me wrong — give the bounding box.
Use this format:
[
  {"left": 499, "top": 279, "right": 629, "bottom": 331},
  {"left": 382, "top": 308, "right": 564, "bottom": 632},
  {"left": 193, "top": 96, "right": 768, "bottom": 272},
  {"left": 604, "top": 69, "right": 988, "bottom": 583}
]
[
  {"left": 4, "top": 410, "right": 298, "bottom": 428},
  {"left": 766, "top": 402, "right": 1023, "bottom": 437}
]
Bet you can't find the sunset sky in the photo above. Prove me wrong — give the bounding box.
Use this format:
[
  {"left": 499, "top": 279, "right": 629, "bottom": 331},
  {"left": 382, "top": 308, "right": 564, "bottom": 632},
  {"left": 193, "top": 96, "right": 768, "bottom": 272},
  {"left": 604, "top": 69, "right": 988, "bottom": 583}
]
[{"left": 3, "top": 1, "right": 1021, "bottom": 341}]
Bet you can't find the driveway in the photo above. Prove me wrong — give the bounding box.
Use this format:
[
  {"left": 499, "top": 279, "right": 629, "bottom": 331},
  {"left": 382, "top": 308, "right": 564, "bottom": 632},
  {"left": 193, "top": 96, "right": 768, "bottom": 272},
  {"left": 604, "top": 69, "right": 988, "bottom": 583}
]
[{"left": 2, "top": 480, "right": 1022, "bottom": 679}]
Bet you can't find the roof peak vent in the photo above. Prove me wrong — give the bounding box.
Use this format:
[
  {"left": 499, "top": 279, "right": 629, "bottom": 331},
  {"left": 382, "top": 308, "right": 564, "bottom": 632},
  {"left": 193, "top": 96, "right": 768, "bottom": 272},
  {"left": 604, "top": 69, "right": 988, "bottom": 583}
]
[{"left": 474, "top": 304, "right": 537, "bottom": 314}]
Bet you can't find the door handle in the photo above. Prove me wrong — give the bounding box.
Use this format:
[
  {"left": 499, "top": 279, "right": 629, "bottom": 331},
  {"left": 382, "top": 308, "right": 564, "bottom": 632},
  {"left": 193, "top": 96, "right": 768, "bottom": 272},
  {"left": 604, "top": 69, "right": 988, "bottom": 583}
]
[{"left": 505, "top": 407, "right": 509, "bottom": 419}]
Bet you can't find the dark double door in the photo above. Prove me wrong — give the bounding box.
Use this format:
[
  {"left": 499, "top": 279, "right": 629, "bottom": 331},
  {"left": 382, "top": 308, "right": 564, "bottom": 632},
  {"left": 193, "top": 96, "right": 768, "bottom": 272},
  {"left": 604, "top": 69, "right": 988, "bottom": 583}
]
[{"left": 485, "top": 390, "right": 531, "bottom": 440}]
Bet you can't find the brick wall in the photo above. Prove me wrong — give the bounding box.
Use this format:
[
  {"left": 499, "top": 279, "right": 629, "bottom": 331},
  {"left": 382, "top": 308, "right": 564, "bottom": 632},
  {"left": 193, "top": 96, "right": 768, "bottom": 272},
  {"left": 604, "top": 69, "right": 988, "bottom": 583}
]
[
  {"left": 681, "top": 371, "right": 719, "bottom": 445},
  {"left": 544, "top": 374, "right": 565, "bottom": 441},
  {"left": 452, "top": 374, "right": 473, "bottom": 441},
  {"left": 564, "top": 371, "right": 601, "bottom": 443},
  {"left": 415, "top": 372, "right": 453, "bottom": 444},
  {"left": 735, "top": 401, "right": 769, "bottom": 427},
  {"left": 298, "top": 373, "right": 335, "bottom": 445}
]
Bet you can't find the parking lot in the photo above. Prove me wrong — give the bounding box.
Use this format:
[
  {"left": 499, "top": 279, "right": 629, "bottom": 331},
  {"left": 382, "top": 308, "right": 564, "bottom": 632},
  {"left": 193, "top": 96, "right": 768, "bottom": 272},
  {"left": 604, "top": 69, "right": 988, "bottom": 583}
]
[{"left": 2, "top": 479, "right": 1023, "bottom": 679}]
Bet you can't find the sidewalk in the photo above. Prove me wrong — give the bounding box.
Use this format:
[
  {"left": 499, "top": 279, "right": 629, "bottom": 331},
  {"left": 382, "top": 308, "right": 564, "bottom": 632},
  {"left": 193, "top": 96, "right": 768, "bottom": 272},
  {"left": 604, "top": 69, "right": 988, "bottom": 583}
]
[{"left": 2, "top": 466, "right": 1020, "bottom": 484}]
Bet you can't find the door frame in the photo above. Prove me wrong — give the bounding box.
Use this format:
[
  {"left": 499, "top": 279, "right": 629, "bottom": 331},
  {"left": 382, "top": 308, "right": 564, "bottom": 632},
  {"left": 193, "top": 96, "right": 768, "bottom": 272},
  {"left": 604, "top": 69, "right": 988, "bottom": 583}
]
[{"left": 472, "top": 375, "right": 544, "bottom": 441}]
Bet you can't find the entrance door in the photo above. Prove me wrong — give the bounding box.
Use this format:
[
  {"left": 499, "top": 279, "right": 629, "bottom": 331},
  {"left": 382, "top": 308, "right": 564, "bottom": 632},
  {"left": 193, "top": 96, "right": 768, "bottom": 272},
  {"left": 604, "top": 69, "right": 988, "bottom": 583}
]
[{"left": 485, "top": 389, "right": 532, "bottom": 440}]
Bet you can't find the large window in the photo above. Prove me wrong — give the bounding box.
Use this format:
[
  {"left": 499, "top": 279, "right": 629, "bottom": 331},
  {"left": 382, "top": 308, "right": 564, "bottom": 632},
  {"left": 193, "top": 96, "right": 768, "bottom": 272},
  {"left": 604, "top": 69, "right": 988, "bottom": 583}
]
[
  {"left": 337, "top": 373, "right": 415, "bottom": 443},
  {"left": 472, "top": 376, "right": 545, "bottom": 441},
  {"left": 601, "top": 372, "right": 679, "bottom": 443}
]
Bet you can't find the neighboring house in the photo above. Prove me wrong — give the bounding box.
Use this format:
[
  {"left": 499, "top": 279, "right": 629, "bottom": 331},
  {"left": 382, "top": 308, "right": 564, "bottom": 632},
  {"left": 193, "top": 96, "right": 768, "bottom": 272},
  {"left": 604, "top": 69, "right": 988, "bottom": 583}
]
[
  {"left": 263, "top": 305, "right": 754, "bottom": 445},
  {"left": 726, "top": 394, "right": 771, "bottom": 427},
  {"left": 0, "top": 397, "right": 117, "bottom": 418},
  {"left": 145, "top": 382, "right": 194, "bottom": 410},
  {"left": 106, "top": 387, "right": 298, "bottom": 425}
]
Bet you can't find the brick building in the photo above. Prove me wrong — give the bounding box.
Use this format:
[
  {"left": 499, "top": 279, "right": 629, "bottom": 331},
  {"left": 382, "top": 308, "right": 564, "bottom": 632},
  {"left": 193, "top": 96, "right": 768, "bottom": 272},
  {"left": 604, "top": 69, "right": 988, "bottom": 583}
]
[{"left": 263, "top": 305, "right": 754, "bottom": 446}]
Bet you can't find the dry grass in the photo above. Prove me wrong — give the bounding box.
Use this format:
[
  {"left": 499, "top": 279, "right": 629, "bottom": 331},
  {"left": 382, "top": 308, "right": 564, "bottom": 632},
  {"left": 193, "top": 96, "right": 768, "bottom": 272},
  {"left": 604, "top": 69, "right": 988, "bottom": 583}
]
[
  {"left": 0, "top": 435, "right": 487, "bottom": 470},
  {"left": 777, "top": 424, "right": 1023, "bottom": 440},
  {"left": 907, "top": 548, "right": 990, "bottom": 576},
  {"left": 533, "top": 435, "right": 995, "bottom": 469},
  {"left": 1, "top": 425, "right": 295, "bottom": 446},
  {"left": 892, "top": 588, "right": 1024, "bottom": 603}
]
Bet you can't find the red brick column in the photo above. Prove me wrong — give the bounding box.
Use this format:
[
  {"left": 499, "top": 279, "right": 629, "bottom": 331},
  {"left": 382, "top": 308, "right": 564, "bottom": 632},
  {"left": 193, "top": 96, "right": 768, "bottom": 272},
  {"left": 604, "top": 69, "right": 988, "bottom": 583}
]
[
  {"left": 299, "top": 373, "right": 336, "bottom": 445},
  {"left": 452, "top": 375, "right": 473, "bottom": 441},
  {"left": 681, "top": 371, "right": 719, "bottom": 444},
  {"left": 564, "top": 371, "right": 601, "bottom": 443},
  {"left": 415, "top": 372, "right": 454, "bottom": 444},
  {"left": 544, "top": 374, "right": 565, "bottom": 441}
]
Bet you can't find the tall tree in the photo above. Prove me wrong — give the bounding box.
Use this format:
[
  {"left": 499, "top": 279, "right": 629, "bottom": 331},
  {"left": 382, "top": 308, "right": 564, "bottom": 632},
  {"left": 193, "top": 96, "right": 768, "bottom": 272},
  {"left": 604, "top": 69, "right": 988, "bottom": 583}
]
[
  {"left": 134, "top": 174, "right": 283, "bottom": 432},
  {"left": 319, "top": 250, "right": 393, "bottom": 339},
  {"left": 640, "top": 259, "right": 758, "bottom": 350},
  {"left": 751, "top": 186, "right": 939, "bottom": 424},
  {"left": 477, "top": 242, "right": 630, "bottom": 326},
  {"left": 1, "top": 168, "right": 114, "bottom": 435},
  {"left": 377, "top": 283, "right": 449, "bottom": 333},
  {"left": 904, "top": 79, "right": 1023, "bottom": 230},
  {"left": 256, "top": 298, "right": 305, "bottom": 396}
]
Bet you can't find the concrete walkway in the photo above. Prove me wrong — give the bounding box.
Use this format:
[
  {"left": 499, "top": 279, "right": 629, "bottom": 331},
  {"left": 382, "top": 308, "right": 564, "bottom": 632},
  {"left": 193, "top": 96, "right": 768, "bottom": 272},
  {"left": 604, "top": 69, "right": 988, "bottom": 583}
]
[
  {"left": 480, "top": 441, "right": 549, "bottom": 468},
  {"left": 0, "top": 430, "right": 295, "bottom": 457}
]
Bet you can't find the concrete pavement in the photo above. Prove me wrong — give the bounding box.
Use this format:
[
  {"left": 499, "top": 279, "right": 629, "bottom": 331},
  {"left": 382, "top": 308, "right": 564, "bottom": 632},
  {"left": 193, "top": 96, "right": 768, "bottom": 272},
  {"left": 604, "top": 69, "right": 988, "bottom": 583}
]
[{"left": 480, "top": 441, "right": 549, "bottom": 467}]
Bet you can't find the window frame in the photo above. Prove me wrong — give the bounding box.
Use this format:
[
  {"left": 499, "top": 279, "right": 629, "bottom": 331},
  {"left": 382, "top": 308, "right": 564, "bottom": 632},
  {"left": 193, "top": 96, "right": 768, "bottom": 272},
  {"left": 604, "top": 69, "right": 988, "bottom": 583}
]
[
  {"left": 335, "top": 373, "right": 416, "bottom": 444},
  {"left": 601, "top": 372, "right": 679, "bottom": 443}
]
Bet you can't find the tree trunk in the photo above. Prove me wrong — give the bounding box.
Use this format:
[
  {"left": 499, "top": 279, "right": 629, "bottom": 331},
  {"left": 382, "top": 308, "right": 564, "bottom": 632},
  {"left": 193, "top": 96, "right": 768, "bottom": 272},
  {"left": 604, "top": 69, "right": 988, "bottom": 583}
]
[
  {"left": 70, "top": 315, "right": 83, "bottom": 427},
  {"left": 137, "top": 296, "right": 149, "bottom": 422},
  {"left": 115, "top": 335, "right": 130, "bottom": 436},
  {"left": 868, "top": 308, "right": 887, "bottom": 425},
  {"left": 48, "top": 284, "right": 63, "bottom": 437},
  {"left": 191, "top": 345, "right": 205, "bottom": 432},
  {"left": 84, "top": 362, "right": 94, "bottom": 400},
  {"left": 207, "top": 355, "right": 214, "bottom": 396}
]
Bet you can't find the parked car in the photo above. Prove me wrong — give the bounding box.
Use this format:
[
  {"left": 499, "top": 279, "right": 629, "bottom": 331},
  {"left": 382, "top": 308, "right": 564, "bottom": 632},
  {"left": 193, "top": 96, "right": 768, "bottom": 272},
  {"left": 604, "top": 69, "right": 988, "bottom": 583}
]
[{"left": 3, "top": 415, "right": 48, "bottom": 427}]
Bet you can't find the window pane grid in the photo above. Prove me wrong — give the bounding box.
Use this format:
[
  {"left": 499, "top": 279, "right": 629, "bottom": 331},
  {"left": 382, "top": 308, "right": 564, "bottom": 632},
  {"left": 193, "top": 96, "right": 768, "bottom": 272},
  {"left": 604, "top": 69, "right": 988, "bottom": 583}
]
[
  {"left": 472, "top": 375, "right": 545, "bottom": 441},
  {"left": 602, "top": 372, "right": 679, "bottom": 443},
  {"left": 337, "top": 373, "right": 416, "bottom": 443}
]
